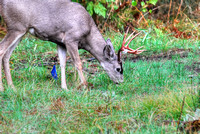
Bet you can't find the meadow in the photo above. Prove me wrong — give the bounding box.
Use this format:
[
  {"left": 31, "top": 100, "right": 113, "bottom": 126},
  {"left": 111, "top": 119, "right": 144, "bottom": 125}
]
[{"left": 0, "top": 29, "right": 199, "bottom": 133}]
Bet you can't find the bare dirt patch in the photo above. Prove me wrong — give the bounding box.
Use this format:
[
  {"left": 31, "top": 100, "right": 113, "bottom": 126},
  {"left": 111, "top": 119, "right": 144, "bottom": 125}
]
[
  {"left": 127, "top": 48, "right": 195, "bottom": 62},
  {"left": 185, "top": 62, "right": 200, "bottom": 73}
]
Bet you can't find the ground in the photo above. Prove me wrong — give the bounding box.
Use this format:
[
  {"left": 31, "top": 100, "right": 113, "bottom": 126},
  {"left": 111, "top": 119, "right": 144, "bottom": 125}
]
[{"left": 0, "top": 31, "right": 199, "bottom": 133}]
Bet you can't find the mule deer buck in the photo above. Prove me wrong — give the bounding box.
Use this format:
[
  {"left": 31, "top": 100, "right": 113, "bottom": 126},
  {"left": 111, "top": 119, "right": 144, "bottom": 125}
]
[{"left": 0, "top": 0, "right": 144, "bottom": 91}]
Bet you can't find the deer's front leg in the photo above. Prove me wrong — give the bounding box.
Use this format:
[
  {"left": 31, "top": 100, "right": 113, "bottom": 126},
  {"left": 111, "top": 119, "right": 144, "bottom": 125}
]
[
  {"left": 57, "top": 45, "right": 68, "bottom": 91},
  {"left": 0, "top": 31, "right": 25, "bottom": 91},
  {"left": 66, "top": 42, "right": 87, "bottom": 87}
]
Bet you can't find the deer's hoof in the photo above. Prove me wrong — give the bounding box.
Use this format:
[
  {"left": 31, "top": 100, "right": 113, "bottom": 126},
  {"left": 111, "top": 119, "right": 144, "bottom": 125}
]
[
  {"left": 77, "top": 82, "right": 88, "bottom": 90},
  {"left": 61, "top": 86, "right": 69, "bottom": 91},
  {"left": 9, "top": 85, "right": 16, "bottom": 91},
  {"left": 64, "top": 88, "right": 69, "bottom": 92}
]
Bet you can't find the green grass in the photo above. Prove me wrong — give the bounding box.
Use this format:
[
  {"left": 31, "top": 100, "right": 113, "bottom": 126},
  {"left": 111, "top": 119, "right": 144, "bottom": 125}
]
[{"left": 0, "top": 32, "right": 200, "bottom": 133}]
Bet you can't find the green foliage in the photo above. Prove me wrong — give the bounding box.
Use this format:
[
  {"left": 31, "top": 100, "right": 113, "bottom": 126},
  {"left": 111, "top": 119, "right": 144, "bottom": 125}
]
[
  {"left": 141, "top": 1, "right": 145, "bottom": 7},
  {"left": 149, "top": 0, "right": 158, "bottom": 5},
  {"left": 72, "top": 0, "right": 159, "bottom": 29},
  {"left": 141, "top": 0, "right": 158, "bottom": 13},
  {"left": 131, "top": 0, "right": 158, "bottom": 13},
  {"left": 93, "top": 3, "right": 107, "bottom": 18},
  {"left": 86, "top": 2, "right": 94, "bottom": 16},
  {"left": 86, "top": 1, "right": 107, "bottom": 18},
  {"left": 105, "top": 0, "right": 115, "bottom": 2},
  {"left": 132, "top": 0, "right": 137, "bottom": 7}
]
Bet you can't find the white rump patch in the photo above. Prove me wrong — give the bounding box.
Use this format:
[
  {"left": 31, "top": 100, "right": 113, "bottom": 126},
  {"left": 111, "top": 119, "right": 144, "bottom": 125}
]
[{"left": 29, "top": 28, "right": 35, "bottom": 35}]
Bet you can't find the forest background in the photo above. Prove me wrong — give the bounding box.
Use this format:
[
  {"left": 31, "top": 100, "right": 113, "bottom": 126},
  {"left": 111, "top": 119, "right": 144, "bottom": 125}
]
[{"left": 0, "top": 0, "right": 200, "bottom": 38}]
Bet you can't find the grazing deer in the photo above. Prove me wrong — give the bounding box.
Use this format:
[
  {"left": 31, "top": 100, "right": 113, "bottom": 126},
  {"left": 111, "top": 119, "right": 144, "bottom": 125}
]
[{"left": 0, "top": 0, "right": 144, "bottom": 91}]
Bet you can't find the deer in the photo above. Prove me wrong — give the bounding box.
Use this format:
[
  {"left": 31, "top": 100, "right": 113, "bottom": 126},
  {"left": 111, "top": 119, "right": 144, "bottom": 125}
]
[{"left": 0, "top": 0, "right": 144, "bottom": 91}]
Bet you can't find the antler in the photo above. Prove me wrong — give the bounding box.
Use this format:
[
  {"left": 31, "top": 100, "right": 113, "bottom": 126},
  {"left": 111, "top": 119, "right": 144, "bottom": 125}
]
[{"left": 118, "top": 27, "right": 145, "bottom": 62}]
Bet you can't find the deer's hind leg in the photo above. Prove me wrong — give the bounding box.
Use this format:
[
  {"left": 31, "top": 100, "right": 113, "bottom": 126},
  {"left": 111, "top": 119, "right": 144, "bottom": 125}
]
[{"left": 0, "top": 30, "right": 25, "bottom": 91}]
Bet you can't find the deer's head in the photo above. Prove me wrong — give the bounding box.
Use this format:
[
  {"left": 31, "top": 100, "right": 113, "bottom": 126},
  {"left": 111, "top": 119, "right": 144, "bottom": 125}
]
[{"left": 101, "top": 28, "right": 144, "bottom": 84}]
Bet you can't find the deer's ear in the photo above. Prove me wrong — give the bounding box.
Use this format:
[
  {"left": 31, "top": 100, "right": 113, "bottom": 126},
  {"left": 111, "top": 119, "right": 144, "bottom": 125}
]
[
  {"left": 103, "top": 45, "right": 115, "bottom": 60},
  {"left": 106, "top": 38, "right": 115, "bottom": 51},
  {"left": 106, "top": 38, "right": 112, "bottom": 46}
]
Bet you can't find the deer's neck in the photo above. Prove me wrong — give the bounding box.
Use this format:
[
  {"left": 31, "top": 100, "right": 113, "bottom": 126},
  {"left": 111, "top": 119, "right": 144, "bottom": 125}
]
[{"left": 86, "top": 25, "right": 106, "bottom": 63}]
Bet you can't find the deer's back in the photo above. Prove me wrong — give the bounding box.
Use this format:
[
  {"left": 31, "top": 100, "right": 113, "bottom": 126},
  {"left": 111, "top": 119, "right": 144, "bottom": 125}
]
[{"left": 1, "top": 0, "right": 94, "bottom": 41}]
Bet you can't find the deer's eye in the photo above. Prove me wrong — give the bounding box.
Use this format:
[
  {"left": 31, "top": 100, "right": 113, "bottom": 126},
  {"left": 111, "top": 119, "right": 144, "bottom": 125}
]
[
  {"left": 116, "top": 67, "right": 123, "bottom": 74},
  {"left": 116, "top": 68, "right": 121, "bottom": 73},
  {"left": 116, "top": 68, "right": 120, "bottom": 72}
]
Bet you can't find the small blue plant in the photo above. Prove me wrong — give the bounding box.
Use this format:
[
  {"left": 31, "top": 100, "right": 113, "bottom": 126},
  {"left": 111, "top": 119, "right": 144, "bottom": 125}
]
[{"left": 51, "top": 65, "right": 58, "bottom": 80}]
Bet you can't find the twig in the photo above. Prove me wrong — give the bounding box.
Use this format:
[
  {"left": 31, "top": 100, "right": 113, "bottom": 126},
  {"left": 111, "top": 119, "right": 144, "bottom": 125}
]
[
  {"left": 167, "top": 0, "right": 172, "bottom": 24},
  {"left": 177, "top": 95, "right": 185, "bottom": 133},
  {"left": 114, "top": 1, "right": 131, "bottom": 13},
  {"left": 102, "top": 3, "right": 114, "bottom": 32},
  {"left": 175, "top": 0, "right": 183, "bottom": 20},
  {"left": 138, "top": 5, "right": 165, "bottom": 24},
  {"left": 182, "top": 13, "right": 197, "bottom": 31},
  {"left": 135, "top": 7, "right": 148, "bottom": 26},
  {"left": 198, "top": 76, "right": 200, "bottom": 109}
]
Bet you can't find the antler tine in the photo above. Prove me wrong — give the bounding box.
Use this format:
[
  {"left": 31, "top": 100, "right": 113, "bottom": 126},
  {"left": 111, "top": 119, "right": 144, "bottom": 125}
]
[
  {"left": 136, "top": 46, "right": 144, "bottom": 50},
  {"left": 122, "top": 27, "right": 130, "bottom": 46},
  {"left": 125, "top": 30, "right": 136, "bottom": 43},
  {"left": 118, "top": 27, "right": 129, "bottom": 62},
  {"left": 127, "top": 46, "right": 145, "bottom": 54},
  {"left": 125, "top": 31, "right": 142, "bottom": 48}
]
